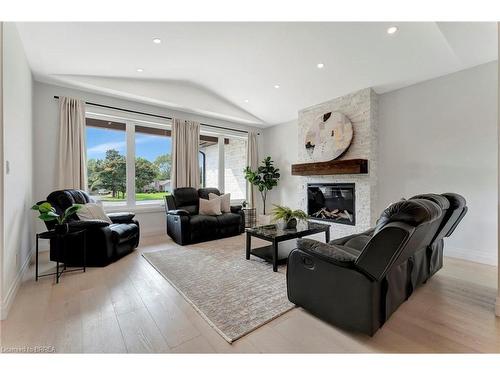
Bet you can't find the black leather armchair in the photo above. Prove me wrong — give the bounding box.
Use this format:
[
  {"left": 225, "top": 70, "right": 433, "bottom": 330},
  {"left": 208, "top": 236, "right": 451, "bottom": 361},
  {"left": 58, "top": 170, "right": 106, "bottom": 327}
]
[
  {"left": 165, "top": 187, "right": 245, "bottom": 245},
  {"left": 287, "top": 198, "right": 448, "bottom": 336},
  {"left": 43, "top": 189, "right": 140, "bottom": 267}
]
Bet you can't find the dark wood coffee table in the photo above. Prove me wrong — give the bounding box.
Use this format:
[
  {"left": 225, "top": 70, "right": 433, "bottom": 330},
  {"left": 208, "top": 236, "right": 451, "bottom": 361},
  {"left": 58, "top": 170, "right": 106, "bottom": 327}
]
[{"left": 246, "top": 221, "right": 330, "bottom": 272}]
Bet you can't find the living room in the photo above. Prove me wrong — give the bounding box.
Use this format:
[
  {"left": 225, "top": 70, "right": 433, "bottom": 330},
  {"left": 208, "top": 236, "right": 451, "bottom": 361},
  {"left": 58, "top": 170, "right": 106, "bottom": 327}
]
[{"left": 1, "top": 1, "right": 500, "bottom": 373}]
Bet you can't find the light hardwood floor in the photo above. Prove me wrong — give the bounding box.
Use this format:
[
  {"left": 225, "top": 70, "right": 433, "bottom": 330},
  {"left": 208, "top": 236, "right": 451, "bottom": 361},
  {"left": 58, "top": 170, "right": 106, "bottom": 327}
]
[{"left": 1, "top": 234, "right": 499, "bottom": 353}]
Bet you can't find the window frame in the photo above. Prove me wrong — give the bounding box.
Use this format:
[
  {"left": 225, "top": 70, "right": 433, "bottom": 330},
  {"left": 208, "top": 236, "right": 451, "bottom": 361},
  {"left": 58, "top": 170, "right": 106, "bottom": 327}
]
[{"left": 85, "top": 109, "right": 248, "bottom": 211}]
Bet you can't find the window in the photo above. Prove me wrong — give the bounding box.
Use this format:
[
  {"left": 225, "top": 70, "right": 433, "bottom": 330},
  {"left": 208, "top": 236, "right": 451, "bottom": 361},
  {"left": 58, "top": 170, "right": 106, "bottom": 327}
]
[
  {"left": 86, "top": 113, "right": 248, "bottom": 207},
  {"left": 224, "top": 137, "right": 247, "bottom": 201},
  {"left": 134, "top": 125, "right": 171, "bottom": 204},
  {"left": 86, "top": 118, "right": 127, "bottom": 204},
  {"left": 199, "top": 135, "right": 219, "bottom": 188}
]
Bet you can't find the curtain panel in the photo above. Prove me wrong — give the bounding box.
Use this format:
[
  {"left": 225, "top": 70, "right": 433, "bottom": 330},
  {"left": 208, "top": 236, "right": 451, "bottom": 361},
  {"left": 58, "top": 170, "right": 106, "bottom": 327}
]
[
  {"left": 57, "top": 97, "right": 87, "bottom": 190},
  {"left": 171, "top": 118, "right": 201, "bottom": 189}
]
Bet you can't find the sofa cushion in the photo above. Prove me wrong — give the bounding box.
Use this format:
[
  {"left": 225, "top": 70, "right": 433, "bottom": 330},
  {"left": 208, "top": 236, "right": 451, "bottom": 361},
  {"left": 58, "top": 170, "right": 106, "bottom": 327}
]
[
  {"left": 344, "top": 234, "right": 371, "bottom": 251},
  {"left": 215, "top": 213, "right": 241, "bottom": 227},
  {"left": 190, "top": 214, "right": 219, "bottom": 229},
  {"left": 77, "top": 203, "right": 113, "bottom": 224},
  {"left": 209, "top": 192, "right": 231, "bottom": 213},
  {"left": 199, "top": 197, "right": 222, "bottom": 215},
  {"left": 189, "top": 215, "right": 219, "bottom": 241},
  {"left": 110, "top": 223, "right": 139, "bottom": 244},
  {"left": 297, "top": 238, "right": 357, "bottom": 266}
]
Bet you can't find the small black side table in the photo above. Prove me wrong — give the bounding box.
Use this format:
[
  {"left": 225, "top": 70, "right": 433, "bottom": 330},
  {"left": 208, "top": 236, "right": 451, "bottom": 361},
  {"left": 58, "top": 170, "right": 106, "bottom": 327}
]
[{"left": 36, "top": 229, "right": 87, "bottom": 283}]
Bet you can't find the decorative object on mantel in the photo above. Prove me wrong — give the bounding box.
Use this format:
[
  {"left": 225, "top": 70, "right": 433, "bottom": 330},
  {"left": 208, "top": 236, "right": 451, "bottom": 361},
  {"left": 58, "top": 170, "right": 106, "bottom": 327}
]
[
  {"left": 271, "top": 205, "right": 308, "bottom": 229},
  {"left": 291, "top": 158, "right": 368, "bottom": 176},
  {"left": 304, "top": 111, "right": 353, "bottom": 161},
  {"left": 243, "top": 156, "right": 280, "bottom": 217}
]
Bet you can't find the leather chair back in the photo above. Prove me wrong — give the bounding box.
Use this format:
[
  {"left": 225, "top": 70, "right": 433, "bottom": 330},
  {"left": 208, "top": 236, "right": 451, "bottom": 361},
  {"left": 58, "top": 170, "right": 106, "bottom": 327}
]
[
  {"left": 171, "top": 187, "right": 199, "bottom": 214},
  {"left": 198, "top": 188, "right": 221, "bottom": 199},
  {"left": 356, "top": 199, "right": 442, "bottom": 281},
  {"left": 47, "top": 189, "right": 93, "bottom": 213},
  {"left": 45, "top": 189, "right": 93, "bottom": 230},
  {"left": 440, "top": 193, "right": 467, "bottom": 238},
  {"left": 409, "top": 193, "right": 450, "bottom": 246}
]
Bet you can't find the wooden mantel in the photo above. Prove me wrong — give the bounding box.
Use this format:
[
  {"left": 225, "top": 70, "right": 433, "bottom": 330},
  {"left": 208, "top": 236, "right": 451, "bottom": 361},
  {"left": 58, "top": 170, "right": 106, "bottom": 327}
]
[{"left": 291, "top": 158, "right": 368, "bottom": 176}]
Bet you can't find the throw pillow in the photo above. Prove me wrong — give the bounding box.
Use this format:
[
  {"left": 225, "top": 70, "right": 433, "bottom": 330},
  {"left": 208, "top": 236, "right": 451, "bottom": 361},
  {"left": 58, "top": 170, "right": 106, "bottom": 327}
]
[
  {"left": 77, "top": 203, "right": 113, "bottom": 224},
  {"left": 199, "top": 197, "right": 222, "bottom": 216},
  {"left": 209, "top": 192, "right": 231, "bottom": 213}
]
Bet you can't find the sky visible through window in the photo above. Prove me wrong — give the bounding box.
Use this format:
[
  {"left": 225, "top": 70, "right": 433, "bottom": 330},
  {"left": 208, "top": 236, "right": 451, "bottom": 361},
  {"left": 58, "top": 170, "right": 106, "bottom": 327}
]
[{"left": 86, "top": 127, "right": 172, "bottom": 161}]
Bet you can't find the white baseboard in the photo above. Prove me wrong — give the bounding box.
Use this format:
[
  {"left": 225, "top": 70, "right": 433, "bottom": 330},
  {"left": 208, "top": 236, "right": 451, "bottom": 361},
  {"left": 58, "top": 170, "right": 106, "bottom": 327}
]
[
  {"left": 0, "top": 248, "right": 33, "bottom": 320},
  {"left": 444, "top": 246, "right": 497, "bottom": 266}
]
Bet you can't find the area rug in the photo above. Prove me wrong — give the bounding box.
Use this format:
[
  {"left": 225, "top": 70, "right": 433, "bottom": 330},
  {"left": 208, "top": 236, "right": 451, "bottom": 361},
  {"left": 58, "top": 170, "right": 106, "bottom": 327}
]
[{"left": 142, "top": 235, "right": 295, "bottom": 343}]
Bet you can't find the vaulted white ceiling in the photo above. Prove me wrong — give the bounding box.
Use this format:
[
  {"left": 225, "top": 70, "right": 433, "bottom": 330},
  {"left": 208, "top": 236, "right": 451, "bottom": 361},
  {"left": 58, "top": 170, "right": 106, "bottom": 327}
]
[{"left": 16, "top": 22, "right": 497, "bottom": 126}]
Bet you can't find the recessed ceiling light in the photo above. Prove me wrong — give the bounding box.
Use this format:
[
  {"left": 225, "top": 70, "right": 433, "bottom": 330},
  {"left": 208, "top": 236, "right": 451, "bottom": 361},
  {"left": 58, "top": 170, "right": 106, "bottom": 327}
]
[
  {"left": 244, "top": 99, "right": 249, "bottom": 103},
  {"left": 136, "top": 68, "right": 144, "bottom": 72},
  {"left": 152, "top": 38, "right": 162, "bottom": 44},
  {"left": 317, "top": 63, "right": 325, "bottom": 69},
  {"left": 274, "top": 84, "right": 280, "bottom": 89},
  {"left": 387, "top": 26, "right": 399, "bottom": 35}
]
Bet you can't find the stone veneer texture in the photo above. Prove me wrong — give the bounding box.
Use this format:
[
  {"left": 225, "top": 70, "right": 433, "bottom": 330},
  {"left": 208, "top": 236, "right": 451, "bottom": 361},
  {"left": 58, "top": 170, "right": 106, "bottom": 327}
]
[{"left": 297, "top": 88, "right": 378, "bottom": 239}]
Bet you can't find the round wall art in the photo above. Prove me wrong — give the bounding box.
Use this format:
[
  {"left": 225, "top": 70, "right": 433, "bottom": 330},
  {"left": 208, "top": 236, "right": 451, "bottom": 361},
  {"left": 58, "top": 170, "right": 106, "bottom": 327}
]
[{"left": 304, "top": 111, "right": 353, "bottom": 161}]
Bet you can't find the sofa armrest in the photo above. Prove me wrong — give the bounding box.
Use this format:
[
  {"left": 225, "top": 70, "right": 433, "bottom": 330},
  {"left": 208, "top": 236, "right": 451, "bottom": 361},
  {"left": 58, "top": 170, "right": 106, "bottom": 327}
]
[
  {"left": 107, "top": 212, "right": 136, "bottom": 223},
  {"left": 230, "top": 205, "right": 242, "bottom": 213},
  {"left": 167, "top": 209, "right": 190, "bottom": 216},
  {"left": 68, "top": 220, "right": 110, "bottom": 229},
  {"left": 329, "top": 228, "right": 375, "bottom": 246},
  {"left": 297, "top": 238, "right": 357, "bottom": 267}
]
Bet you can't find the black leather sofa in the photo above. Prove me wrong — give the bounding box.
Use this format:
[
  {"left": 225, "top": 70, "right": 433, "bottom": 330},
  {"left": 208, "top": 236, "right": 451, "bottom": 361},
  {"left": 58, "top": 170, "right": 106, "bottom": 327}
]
[
  {"left": 286, "top": 193, "right": 467, "bottom": 336},
  {"left": 165, "top": 187, "right": 245, "bottom": 245},
  {"left": 43, "top": 189, "right": 140, "bottom": 267}
]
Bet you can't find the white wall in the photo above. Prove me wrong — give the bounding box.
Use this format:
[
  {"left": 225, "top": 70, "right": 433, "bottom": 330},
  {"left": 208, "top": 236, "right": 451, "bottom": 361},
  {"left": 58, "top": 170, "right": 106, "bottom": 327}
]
[
  {"left": 262, "top": 120, "right": 299, "bottom": 210},
  {"left": 1, "top": 23, "right": 34, "bottom": 318},
  {"left": 263, "top": 62, "right": 498, "bottom": 265},
  {"left": 33, "top": 81, "right": 263, "bottom": 238},
  {"left": 378, "top": 62, "right": 498, "bottom": 265}
]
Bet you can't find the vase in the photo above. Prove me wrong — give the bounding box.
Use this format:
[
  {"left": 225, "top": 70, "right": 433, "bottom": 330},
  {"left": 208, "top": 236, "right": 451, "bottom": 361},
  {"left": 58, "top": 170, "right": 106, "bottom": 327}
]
[
  {"left": 258, "top": 214, "right": 272, "bottom": 225},
  {"left": 286, "top": 218, "right": 297, "bottom": 229},
  {"left": 55, "top": 223, "right": 69, "bottom": 235}
]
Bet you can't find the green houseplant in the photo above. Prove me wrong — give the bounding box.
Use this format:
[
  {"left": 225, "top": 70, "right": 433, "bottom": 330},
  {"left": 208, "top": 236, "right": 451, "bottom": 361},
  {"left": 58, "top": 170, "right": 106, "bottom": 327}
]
[
  {"left": 243, "top": 156, "right": 280, "bottom": 215},
  {"left": 31, "top": 202, "right": 82, "bottom": 234},
  {"left": 271, "top": 205, "right": 308, "bottom": 229}
]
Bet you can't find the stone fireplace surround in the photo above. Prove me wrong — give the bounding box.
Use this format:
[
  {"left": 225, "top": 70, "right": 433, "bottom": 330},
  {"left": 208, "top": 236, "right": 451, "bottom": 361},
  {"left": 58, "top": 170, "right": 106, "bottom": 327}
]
[{"left": 297, "top": 88, "right": 378, "bottom": 239}]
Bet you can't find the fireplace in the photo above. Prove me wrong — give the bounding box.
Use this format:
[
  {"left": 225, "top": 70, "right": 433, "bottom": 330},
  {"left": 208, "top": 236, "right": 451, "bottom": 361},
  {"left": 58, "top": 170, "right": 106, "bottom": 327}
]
[{"left": 307, "top": 183, "right": 355, "bottom": 225}]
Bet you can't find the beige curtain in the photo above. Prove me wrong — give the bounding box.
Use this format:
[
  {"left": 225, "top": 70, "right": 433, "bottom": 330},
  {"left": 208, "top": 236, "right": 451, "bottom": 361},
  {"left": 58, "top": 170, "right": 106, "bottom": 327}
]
[
  {"left": 57, "top": 97, "right": 87, "bottom": 190},
  {"left": 171, "top": 118, "right": 200, "bottom": 189},
  {"left": 246, "top": 131, "right": 259, "bottom": 208}
]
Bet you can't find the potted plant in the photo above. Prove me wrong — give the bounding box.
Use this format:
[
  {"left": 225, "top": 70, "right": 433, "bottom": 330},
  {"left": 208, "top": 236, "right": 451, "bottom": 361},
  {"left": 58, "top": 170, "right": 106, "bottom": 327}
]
[
  {"left": 244, "top": 156, "right": 280, "bottom": 224},
  {"left": 271, "top": 205, "right": 308, "bottom": 229},
  {"left": 31, "top": 201, "right": 82, "bottom": 234}
]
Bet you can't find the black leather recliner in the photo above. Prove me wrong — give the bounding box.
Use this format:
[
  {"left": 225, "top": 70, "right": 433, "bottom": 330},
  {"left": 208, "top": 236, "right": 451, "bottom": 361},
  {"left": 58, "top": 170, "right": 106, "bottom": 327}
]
[
  {"left": 287, "top": 194, "right": 467, "bottom": 336},
  {"left": 43, "top": 189, "right": 140, "bottom": 267},
  {"left": 165, "top": 187, "right": 245, "bottom": 245}
]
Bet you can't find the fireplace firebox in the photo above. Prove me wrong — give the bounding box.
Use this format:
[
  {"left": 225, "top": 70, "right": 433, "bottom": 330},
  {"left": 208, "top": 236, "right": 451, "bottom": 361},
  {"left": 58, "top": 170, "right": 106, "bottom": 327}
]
[{"left": 307, "top": 183, "right": 355, "bottom": 225}]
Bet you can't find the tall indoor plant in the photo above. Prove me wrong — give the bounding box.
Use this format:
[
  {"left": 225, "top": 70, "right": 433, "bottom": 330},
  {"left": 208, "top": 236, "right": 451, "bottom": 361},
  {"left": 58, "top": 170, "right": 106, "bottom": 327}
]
[{"left": 244, "top": 156, "right": 280, "bottom": 216}]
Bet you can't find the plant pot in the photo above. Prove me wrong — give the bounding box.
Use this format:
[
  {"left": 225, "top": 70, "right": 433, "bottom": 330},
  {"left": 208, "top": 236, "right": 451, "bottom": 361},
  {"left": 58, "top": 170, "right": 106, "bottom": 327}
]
[
  {"left": 258, "top": 214, "right": 272, "bottom": 225},
  {"left": 55, "top": 223, "right": 69, "bottom": 235},
  {"left": 286, "top": 218, "right": 297, "bottom": 229}
]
